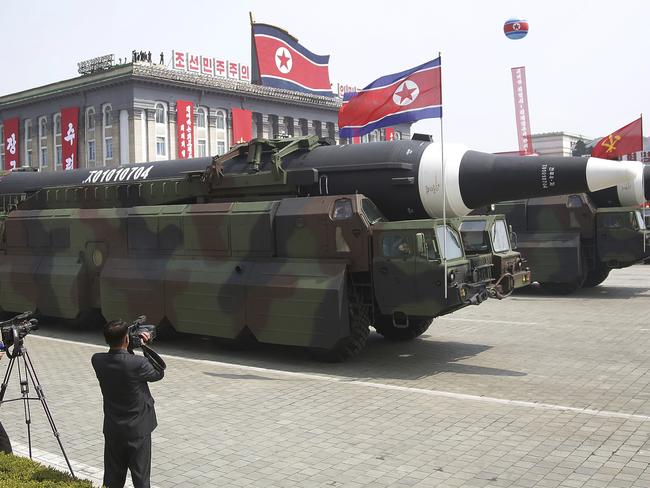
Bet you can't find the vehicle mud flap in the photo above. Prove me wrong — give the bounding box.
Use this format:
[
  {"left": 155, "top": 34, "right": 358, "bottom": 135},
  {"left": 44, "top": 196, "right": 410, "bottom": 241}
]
[
  {"left": 244, "top": 260, "right": 350, "bottom": 349},
  {"left": 100, "top": 258, "right": 165, "bottom": 326},
  {"left": 162, "top": 258, "right": 246, "bottom": 339},
  {"left": 0, "top": 255, "right": 88, "bottom": 319}
]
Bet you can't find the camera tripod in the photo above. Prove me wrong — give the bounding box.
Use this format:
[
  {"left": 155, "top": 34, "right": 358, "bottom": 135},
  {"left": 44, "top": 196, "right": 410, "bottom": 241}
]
[{"left": 0, "top": 338, "right": 75, "bottom": 478}]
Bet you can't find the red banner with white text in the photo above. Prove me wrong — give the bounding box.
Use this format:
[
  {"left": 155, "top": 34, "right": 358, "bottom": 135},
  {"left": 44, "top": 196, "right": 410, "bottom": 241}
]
[
  {"left": 176, "top": 101, "right": 194, "bottom": 159},
  {"left": 61, "top": 107, "right": 79, "bottom": 170},
  {"left": 384, "top": 128, "right": 395, "bottom": 141},
  {"left": 511, "top": 67, "right": 534, "bottom": 155},
  {"left": 231, "top": 108, "right": 252, "bottom": 145},
  {"left": 3, "top": 118, "right": 20, "bottom": 170}
]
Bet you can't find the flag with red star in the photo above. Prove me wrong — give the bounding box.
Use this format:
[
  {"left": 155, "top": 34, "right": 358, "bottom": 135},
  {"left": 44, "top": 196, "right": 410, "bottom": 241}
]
[
  {"left": 338, "top": 58, "right": 442, "bottom": 139},
  {"left": 251, "top": 22, "right": 333, "bottom": 97}
]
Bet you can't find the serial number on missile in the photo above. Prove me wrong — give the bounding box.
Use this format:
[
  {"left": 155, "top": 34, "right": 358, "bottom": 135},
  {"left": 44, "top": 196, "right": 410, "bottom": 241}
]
[
  {"left": 541, "top": 163, "right": 556, "bottom": 190},
  {"left": 81, "top": 165, "right": 155, "bottom": 185}
]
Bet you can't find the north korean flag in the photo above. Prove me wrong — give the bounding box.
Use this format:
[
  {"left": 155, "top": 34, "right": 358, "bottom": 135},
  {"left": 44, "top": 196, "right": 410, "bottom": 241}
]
[
  {"left": 339, "top": 58, "right": 442, "bottom": 139},
  {"left": 252, "top": 23, "right": 333, "bottom": 97}
]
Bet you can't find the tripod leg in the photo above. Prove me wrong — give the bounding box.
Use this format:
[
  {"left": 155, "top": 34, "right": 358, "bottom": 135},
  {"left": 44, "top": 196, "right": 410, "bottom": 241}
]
[
  {"left": 0, "top": 355, "right": 16, "bottom": 403},
  {"left": 23, "top": 351, "right": 75, "bottom": 479},
  {"left": 17, "top": 355, "right": 33, "bottom": 459}
]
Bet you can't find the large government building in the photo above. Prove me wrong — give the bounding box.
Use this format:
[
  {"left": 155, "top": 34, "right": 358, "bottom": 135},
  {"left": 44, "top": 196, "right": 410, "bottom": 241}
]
[{"left": 0, "top": 57, "right": 411, "bottom": 171}]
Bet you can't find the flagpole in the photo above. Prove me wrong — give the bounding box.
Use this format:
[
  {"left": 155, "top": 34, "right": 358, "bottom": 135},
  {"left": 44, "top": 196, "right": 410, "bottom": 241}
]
[{"left": 439, "top": 51, "right": 447, "bottom": 300}]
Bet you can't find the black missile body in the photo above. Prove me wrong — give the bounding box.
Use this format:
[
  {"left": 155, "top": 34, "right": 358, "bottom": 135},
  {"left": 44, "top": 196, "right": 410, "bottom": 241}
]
[{"left": 0, "top": 140, "right": 637, "bottom": 219}]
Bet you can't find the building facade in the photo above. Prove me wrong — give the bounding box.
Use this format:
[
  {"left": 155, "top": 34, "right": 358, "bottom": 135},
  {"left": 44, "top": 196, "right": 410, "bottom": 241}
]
[
  {"left": 531, "top": 132, "right": 592, "bottom": 158},
  {"left": 0, "top": 61, "right": 411, "bottom": 171}
]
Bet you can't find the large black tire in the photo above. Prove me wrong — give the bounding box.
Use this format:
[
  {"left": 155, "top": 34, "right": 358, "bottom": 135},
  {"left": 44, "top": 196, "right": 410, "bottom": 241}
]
[
  {"left": 582, "top": 266, "right": 611, "bottom": 288},
  {"left": 312, "top": 286, "right": 370, "bottom": 362},
  {"left": 374, "top": 316, "right": 433, "bottom": 341}
]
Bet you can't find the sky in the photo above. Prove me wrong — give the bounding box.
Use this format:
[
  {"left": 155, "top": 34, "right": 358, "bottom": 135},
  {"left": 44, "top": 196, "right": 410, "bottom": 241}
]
[{"left": 1, "top": 0, "right": 648, "bottom": 153}]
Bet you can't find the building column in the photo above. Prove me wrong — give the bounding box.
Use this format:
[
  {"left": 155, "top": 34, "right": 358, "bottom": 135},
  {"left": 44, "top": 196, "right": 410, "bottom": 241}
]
[
  {"left": 119, "top": 109, "right": 129, "bottom": 165},
  {"left": 261, "top": 114, "right": 271, "bottom": 139},
  {"left": 131, "top": 108, "right": 144, "bottom": 163}
]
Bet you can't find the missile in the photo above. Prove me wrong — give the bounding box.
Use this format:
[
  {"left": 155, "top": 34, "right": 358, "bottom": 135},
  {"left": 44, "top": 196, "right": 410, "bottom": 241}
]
[
  {"left": 0, "top": 140, "right": 639, "bottom": 219},
  {"left": 588, "top": 161, "right": 650, "bottom": 207}
]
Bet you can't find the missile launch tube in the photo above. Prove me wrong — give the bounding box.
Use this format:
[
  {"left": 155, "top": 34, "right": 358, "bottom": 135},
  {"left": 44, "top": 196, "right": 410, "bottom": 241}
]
[{"left": 0, "top": 140, "right": 638, "bottom": 219}]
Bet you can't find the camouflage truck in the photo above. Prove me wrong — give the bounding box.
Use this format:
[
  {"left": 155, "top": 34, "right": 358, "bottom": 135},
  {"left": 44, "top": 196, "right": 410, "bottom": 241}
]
[
  {"left": 488, "top": 194, "right": 649, "bottom": 294},
  {"left": 0, "top": 191, "right": 495, "bottom": 360}
]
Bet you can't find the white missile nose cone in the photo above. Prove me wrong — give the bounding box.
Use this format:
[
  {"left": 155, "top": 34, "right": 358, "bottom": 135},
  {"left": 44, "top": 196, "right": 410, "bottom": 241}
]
[{"left": 585, "top": 157, "right": 639, "bottom": 192}]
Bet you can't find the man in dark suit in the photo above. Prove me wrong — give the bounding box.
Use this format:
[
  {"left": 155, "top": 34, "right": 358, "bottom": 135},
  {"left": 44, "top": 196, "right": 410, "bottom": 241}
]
[{"left": 92, "top": 320, "right": 164, "bottom": 488}]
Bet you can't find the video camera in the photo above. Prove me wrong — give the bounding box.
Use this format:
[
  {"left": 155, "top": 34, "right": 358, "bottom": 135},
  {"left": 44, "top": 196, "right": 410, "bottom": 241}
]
[
  {"left": 127, "top": 316, "right": 166, "bottom": 372},
  {"left": 128, "top": 315, "right": 156, "bottom": 349},
  {"left": 0, "top": 311, "right": 38, "bottom": 355}
]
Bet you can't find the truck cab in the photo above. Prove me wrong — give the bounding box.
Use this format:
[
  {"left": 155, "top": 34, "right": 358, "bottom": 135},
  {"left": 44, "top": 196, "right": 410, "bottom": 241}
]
[
  {"left": 596, "top": 207, "right": 650, "bottom": 268},
  {"left": 457, "top": 214, "right": 531, "bottom": 295}
]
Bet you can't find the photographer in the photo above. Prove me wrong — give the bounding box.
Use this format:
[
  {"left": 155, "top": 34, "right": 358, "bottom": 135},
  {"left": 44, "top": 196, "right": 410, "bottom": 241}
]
[
  {"left": 0, "top": 349, "right": 11, "bottom": 454},
  {"left": 91, "top": 320, "right": 164, "bottom": 488}
]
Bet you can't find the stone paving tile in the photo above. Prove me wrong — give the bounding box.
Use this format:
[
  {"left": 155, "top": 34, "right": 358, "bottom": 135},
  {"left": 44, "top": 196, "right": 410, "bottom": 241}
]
[{"left": 0, "top": 266, "right": 648, "bottom": 487}]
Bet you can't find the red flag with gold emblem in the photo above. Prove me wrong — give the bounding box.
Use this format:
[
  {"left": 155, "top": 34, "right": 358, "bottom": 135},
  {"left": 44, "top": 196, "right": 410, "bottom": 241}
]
[{"left": 591, "top": 117, "right": 643, "bottom": 159}]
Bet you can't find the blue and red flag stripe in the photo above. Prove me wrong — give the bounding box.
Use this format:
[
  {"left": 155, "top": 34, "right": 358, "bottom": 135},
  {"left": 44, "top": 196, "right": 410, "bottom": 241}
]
[
  {"left": 338, "top": 58, "right": 442, "bottom": 138},
  {"left": 252, "top": 23, "right": 333, "bottom": 97}
]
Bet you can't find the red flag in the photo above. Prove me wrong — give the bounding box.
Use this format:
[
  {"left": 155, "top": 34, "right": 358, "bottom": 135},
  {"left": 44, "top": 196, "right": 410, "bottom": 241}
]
[
  {"left": 231, "top": 108, "right": 252, "bottom": 145},
  {"left": 61, "top": 107, "right": 79, "bottom": 170},
  {"left": 384, "top": 128, "right": 395, "bottom": 141},
  {"left": 3, "top": 117, "right": 20, "bottom": 170},
  {"left": 176, "top": 100, "right": 194, "bottom": 159},
  {"left": 591, "top": 117, "right": 643, "bottom": 159}
]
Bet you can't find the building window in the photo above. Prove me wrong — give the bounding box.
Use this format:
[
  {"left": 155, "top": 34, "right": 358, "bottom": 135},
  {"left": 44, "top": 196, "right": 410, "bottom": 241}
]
[
  {"left": 102, "top": 104, "right": 112, "bottom": 165},
  {"left": 24, "top": 119, "right": 33, "bottom": 167},
  {"left": 154, "top": 102, "right": 168, "bottom": 160},
  {"left": 38, "top": 116, "right": 48, "bottom": 168},
  {"left": 216, "top": 111, "right": 225, "bottom": 129},
  {"left": 156, "top": 136, "right": 166, "bottom": 157},
  {"left": 284, "top": 117, "right": 294, "bottom": 137},
  {"left": 195, "top": 107, "right": 208, "bottom": 157},
  {"left": 215, "top": 109, "right": 227, "bottom": 154},
  {"left": 87, "top": 107, "right": 96, "bottom": 130},
  {"left": 299, "top": 118, "right": 308, "bottom": 136},
  {"left": 54, "top": 114, "right": 61, "bottom": 136},
  {"left": 369, "top": 129, "right": 380, "bottom": 142},
  {"left": 194, "top": 107, "right": 206, "bottom": 128},
  {"left": 105, "top": 137, "right": 113, "bottom": 160},
  {"left": 88, "top": 140, "right": 96, "bottom": 163},
  {"left": 197, "top": 140, "right": 207, "bottom": 157},
  {"left": 55, "top": 145, "right": 62, "bottom": 170},
  {"left": 86, "top": 107, "right": 96, "bottom": 167},
  {"left": 103, "top": 104, "right": 112, "bottom": 127},
  {"left": 269, "top": 115, "right": 279, "bottom": 138},
  {"left": 155, "top": 103, "right": 166, "bottom": 124}
]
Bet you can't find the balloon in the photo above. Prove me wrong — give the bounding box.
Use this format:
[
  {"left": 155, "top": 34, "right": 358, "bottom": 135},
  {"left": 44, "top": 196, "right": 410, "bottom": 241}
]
[{"left": 504, "top": 18, "right": 529, "bottom": 40}]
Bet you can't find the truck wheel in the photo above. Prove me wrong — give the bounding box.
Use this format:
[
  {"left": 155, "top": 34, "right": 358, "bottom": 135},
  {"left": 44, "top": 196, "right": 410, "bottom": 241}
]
[
  {"left": 312, "top": 286, "right": 370, "bottom": 362},
  {"left": 582, "top": 267, "right": 611, "bottom": 288},
  {"left": 374, "top": 316, "right": 433, "bottom": 341}
]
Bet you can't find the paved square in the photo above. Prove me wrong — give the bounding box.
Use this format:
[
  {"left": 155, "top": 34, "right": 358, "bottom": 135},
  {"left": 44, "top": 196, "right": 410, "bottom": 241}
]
[{"left": 1, "top": 265, "right": 649, "bottom": 487}]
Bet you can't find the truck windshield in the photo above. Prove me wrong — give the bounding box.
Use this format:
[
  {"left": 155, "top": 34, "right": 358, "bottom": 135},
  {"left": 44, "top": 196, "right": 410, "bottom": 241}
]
[
  {"left": 491, "top": 219, "right": 511, "bottom": 252},
  {"left": 435, "top": 225, "right": 464, "bottom": 260},
  {"left": 361, "top": 198, "right": 386, "bottom": 224},
  {"left": 459, "top": 220, "right": 489, "bottom": 253}
]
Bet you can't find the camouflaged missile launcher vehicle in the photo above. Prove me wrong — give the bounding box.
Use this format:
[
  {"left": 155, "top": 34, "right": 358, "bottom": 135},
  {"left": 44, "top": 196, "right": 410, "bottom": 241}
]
[
  {"left": 489, "top": 194, "right": 650, "bottom": 294},
  {"left": 0, "top": 138, "right": 497, "bottom": 361}
]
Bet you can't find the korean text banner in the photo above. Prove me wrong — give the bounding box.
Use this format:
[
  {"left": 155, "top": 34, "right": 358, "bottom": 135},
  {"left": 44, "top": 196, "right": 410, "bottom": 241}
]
[
  {"left": 176, "top": 101, "right": 194, "bottom": 159},
  {"left": 252, "top": 23, "right": 332, "bottom": 97},
  {"left": 511, "top": 67, "right": 534, "bottom": 155},
  {"left": 338, "top": 58, "right": 441, "bottom": 139},
  {"left": 3, "top": 118, "right": 20, "bottom": 170},
  {"left": 61, "top": 107, "right": 79, "bottom": 170},
  {"left": 231, "top": 108, "right": 252, "bottom": 145},
  {"left": 591, "top": 117, "right": 643, "bottom": 160}
]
